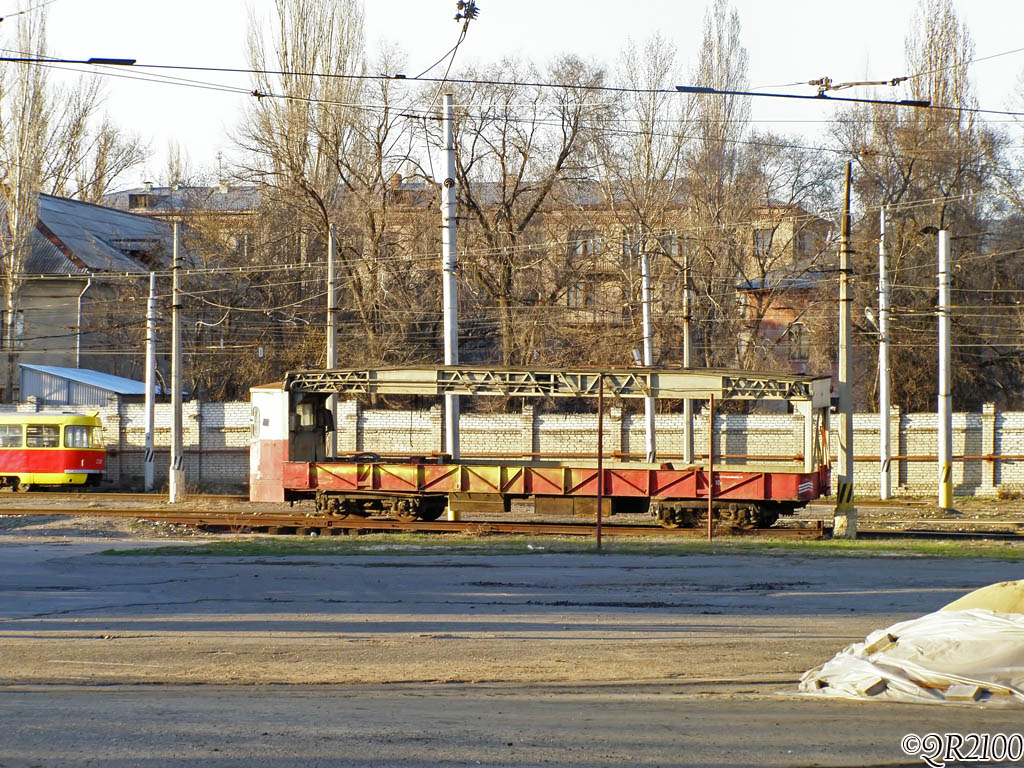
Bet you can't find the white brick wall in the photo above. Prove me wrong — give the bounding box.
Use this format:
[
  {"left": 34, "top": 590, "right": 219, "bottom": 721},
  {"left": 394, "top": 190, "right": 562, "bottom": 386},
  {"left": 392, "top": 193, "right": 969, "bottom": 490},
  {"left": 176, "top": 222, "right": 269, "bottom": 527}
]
[{"left": 9, "top": 396, "right": 1024, "bottom": 497}]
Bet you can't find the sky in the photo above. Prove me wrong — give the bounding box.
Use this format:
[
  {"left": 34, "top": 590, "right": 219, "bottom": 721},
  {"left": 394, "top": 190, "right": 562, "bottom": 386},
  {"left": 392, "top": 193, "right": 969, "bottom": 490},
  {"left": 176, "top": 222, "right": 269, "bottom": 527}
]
[{"left": 20, "top": 0, "right": 1024, "bottom": 190}]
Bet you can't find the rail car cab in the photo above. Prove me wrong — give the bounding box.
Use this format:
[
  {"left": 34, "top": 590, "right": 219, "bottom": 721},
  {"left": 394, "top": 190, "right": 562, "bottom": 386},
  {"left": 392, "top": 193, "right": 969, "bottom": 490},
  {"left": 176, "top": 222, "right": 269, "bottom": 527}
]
[
  {"left": 250, "top": 384, "right": 334, "bottom": 502},
  {"left": 0, "top": 412, "right": 105, "bottom": 491}
]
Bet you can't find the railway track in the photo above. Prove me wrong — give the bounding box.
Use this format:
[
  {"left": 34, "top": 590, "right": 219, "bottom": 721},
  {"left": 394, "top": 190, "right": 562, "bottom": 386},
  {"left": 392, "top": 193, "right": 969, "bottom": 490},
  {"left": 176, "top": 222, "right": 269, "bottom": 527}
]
[
  {"left": 5, "top": 502, "right": 1024, "bottom": 541},
  {"left": 0, "top": 505, "right": 825, "bottom": 538}
]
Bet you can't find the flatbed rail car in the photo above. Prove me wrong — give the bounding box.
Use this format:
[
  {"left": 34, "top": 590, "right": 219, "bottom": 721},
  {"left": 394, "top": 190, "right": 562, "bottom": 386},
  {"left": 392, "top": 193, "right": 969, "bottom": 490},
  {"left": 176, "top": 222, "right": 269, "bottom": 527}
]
[
  {"left": 0, "top": 411, "right": 105, "bottom": 491},
  {"left": 250, "top": 366, "right": 832, "bottom": 528}
]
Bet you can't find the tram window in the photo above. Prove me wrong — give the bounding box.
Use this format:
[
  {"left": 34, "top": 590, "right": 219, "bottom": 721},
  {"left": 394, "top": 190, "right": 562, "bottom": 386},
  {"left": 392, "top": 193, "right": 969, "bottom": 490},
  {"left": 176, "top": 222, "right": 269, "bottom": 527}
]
[
  {"left": 26, "top": 425, "right": 59, "bottom": 448},
  {"left": 65, "top": 425, "right": 99, "bottom": 448},
  {"left": 0, "top": 424, "right": 22, "bottom": 447}
]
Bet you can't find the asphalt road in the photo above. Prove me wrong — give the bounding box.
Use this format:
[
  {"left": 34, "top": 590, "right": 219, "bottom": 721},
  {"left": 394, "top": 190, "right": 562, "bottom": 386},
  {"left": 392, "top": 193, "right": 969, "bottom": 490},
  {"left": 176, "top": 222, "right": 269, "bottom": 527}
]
[
  {"left": 4, "top": 682, "right": 1024, "bottom": 767},
  {"left": 1, "top": 534, "right": 1023, "bottom": 766}
]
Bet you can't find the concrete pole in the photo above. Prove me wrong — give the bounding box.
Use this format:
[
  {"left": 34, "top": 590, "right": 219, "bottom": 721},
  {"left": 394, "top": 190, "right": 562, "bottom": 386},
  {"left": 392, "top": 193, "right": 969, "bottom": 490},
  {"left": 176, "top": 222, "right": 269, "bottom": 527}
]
[
  {"left": 878, "top": 207, "right": 891, "bottom": 500},
  {"left": 169, "top": 222, "right": 185, "bottom": 502},
  {"left": 834, "top": 162, "right": 856, "bottom": 538},
  {"left": 144, "top": 272, "right": 156, "bottom": 492},
  {"left": 326, "top": 224, "right": 337, "bottom": 459},
  {"left": 441, "top": 92, "right": 460, "bottom": 460},
  {"left": 681, "top": 250, "right": 694, "bottom": 464},
  {"left": 641, "top": 243, "right": 655, "bottom": 463},
  {"left": 938, "top": 229, "right": 953, "bottom": 510}
]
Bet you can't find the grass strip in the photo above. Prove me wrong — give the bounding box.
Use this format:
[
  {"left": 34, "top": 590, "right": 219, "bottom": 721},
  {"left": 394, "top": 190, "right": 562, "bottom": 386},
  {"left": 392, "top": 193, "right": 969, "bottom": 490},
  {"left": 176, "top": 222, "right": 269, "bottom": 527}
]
[{"left": 102, "top": 533, "right": 1024, "bottom": 559}]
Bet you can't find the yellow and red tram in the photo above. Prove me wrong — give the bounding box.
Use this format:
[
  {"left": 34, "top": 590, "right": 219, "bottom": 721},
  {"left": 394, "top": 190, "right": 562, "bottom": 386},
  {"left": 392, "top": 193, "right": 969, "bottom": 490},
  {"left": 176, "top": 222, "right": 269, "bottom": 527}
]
[{"left": 0, "top": 412, "right": 105, "bottom": 491}]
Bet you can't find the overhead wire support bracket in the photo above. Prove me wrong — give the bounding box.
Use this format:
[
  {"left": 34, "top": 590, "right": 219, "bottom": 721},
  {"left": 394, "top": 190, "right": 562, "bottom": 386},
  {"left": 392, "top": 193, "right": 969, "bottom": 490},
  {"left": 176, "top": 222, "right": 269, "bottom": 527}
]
[{"left": 675, "top": 84, "right": 930, "bottom": 109}]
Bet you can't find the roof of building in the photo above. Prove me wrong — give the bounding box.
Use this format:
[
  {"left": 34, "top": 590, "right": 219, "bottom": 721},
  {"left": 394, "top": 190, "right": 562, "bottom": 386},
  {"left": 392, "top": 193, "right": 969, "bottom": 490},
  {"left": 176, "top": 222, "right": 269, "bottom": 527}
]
[
  {"left": 736, "top": 269, "right": 832, "bottom": 292},
  {"left": 103, "top": 184, "right": 262, "bottom": 214},
  {"left": 0, "top": 193, "right": 175, "bottom": 275},
  {"left": 19, "top": 364, "right": 169, "bottom": 395}
]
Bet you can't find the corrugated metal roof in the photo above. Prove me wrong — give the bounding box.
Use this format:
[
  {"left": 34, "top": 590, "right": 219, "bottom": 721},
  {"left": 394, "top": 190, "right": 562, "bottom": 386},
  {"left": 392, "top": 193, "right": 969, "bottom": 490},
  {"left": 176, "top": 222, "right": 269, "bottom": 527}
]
[
  {"left": 19, "top": 364, "right": 168, "bottom": 395},
  {"left": 1, "top": 193, "right": 174, "bottom": 275},
  {"left": 24, "top": 232, "right": 86, "bottom": 274},
  {"left": 35, "top": 194, "right": 172, "bottom": 273}
]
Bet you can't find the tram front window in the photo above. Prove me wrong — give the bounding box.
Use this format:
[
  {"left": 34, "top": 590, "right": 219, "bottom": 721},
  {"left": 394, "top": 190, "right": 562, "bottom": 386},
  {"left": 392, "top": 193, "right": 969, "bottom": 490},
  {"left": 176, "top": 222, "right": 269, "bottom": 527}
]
[{"left": 65, "top": 425, "right": 101, "bottom": 448}]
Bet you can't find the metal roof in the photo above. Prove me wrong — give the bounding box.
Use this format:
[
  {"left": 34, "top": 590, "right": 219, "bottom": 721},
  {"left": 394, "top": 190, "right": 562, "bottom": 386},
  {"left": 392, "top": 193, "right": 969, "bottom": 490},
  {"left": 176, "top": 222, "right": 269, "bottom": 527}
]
[
  {"left": 35, "top": 194, "right": 172, "bottom": 273},
  {"left": 1, "top": 193, "right": 174, "bottom": 275},
  {"left": 104, "top": 185, "right": 262, "bottom": 213},
  {"left": 19, "top": 364, "right": 168, "bottom": 395}
]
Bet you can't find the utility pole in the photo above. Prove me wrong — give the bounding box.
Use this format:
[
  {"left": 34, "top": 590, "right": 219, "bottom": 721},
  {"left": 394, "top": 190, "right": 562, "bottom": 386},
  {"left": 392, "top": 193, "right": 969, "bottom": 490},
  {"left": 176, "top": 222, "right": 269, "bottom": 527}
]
[
  {"left": 144, "top": 272, "right": 156, "bottom": 492},
  {"left": 878, "top": 207, "right": 891, "bottom": 500},
  {"left": 834, "top": 162, "right": 855, "bottom": 538},
  {"left": 938, "top": 229, "right": 953, "bottom": 510},
  {"left": 681, "top": 248, "right": 694, "bottom": 464},
  {"left": 169, "top": 222, "right": 185, "bottom": 503},
  {"left": 640, "top": 240, "right": 655, "bottom": 463},
  {"left": 441, "top": 92, "right": 460, "bottom": 460},
  {"left": 326, "top": 224, "right": 337, "bottom": 458}
]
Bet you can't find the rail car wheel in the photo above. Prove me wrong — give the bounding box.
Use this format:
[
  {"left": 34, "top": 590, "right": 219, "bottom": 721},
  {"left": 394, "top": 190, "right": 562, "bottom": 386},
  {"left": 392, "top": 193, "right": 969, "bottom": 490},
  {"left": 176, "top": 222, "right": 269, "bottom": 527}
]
[
  {"left": 392, "top": 498, "right": 419, "bottom": 523},
  {"left": 415, "top": 497, "right": 447, "bottom": 522},
  {"left": 12, "top": 479, "right": 31, "bottom": 493}
]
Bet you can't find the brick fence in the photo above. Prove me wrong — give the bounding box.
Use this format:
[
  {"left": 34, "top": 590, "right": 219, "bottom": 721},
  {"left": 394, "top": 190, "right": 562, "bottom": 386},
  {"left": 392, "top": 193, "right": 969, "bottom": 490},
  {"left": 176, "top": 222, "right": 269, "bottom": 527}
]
[{"left": 6, "top": 399, "right": 1023, "bottom": 498}]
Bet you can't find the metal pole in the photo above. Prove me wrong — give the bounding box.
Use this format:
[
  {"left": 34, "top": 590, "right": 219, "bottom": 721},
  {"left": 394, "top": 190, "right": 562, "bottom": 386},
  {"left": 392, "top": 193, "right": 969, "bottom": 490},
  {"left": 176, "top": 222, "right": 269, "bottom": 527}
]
[
  {"left": 326, "top": 224, "right": 337, "bottom": 459},
  {"left": 938, "top": 229, "right": 953, "bottom": 510},
  {"left": 641, "top": 243, "right": 655, "bottom": 462},
  {"left": 144, "top": 272, "right": 156, "bottom": 492},
  {"left": 169, "top": 222, "right": 185, "bottom": 502},
  {"left": 682, "top": 250, "right": 694, "bottom": 464},
  {"left": 441, "top": 92, "right": 460, "bottom": 460},
  {"left": 878, "top": 207, "right": 891, "bottom": 500},
  {"left": 834, "top": 162, "right": 856, "bottom": 538},
  {"left": 596, "top": 374, "right": 604, "bottom": 551},
  {"left": 707, "top": 393, "right": 714, "bottom": 542}
]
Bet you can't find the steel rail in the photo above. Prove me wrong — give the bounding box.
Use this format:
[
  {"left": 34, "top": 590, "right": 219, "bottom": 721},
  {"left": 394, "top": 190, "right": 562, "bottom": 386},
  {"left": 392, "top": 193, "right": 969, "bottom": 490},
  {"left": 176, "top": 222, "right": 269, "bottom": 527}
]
[{"left": 0, "top": 506, "right": 825, "bottom": 538}]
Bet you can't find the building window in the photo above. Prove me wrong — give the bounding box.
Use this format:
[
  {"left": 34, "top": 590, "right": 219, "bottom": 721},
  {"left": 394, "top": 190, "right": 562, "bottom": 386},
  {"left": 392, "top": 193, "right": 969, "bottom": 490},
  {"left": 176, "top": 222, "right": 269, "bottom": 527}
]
[
  {"left": 753, "top": 228, "right": 774, "bottom": 257},
  {"left": 1, "top": 310, "right": 24, "bottom": 349},
  {"left": 788, "top": 322, "right": 810, "bottom": 361},
  {"left": 567, "top": 281, "right": 595, "bottom": 309},
  {"left": 568, "top": 230, "right": 600, "bottom": 260},
  {"left": 657, "top": 231, "right": 686, "bottom": 260}
]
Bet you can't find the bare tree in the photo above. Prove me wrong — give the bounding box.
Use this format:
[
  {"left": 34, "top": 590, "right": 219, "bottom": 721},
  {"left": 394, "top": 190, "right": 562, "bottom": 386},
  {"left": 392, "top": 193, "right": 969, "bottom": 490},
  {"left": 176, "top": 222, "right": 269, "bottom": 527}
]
[
  {"left": 833, "top": 0, "right": 1012, "bottom": 410},
  {"left": 593, "top": 35, "right": 691, "bottom": 365},
  {"left": 0, "top": 9, "right": 48, "bottom": 400},
  {"left": 0, "top": 5, "right": 149, "bottom": 399},
  {"left": 238, "top": 1, "right": 443, "bottom": 374},
  {"left": 683, "top": 0, "right": 753, "bottom": 369},
  {"left": 42, "top": 78, "right": 148, "bottom": 204},
  {"left": 449, "top": 55, "right": 605, "bottom": 367}
]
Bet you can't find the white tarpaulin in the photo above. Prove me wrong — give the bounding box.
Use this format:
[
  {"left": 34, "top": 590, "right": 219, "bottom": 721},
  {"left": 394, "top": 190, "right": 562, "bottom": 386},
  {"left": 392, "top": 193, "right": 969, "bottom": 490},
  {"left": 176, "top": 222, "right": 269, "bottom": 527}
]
[{"left": 797, "top": 581, "right": 1024, "bottom": 707}]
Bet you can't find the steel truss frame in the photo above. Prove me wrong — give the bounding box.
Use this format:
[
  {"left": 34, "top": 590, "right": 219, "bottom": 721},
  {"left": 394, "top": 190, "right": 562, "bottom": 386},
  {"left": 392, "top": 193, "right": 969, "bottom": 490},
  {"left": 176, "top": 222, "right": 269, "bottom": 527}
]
[{"left": 284, "top": 366, "right": 831, "bottom": 406}]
